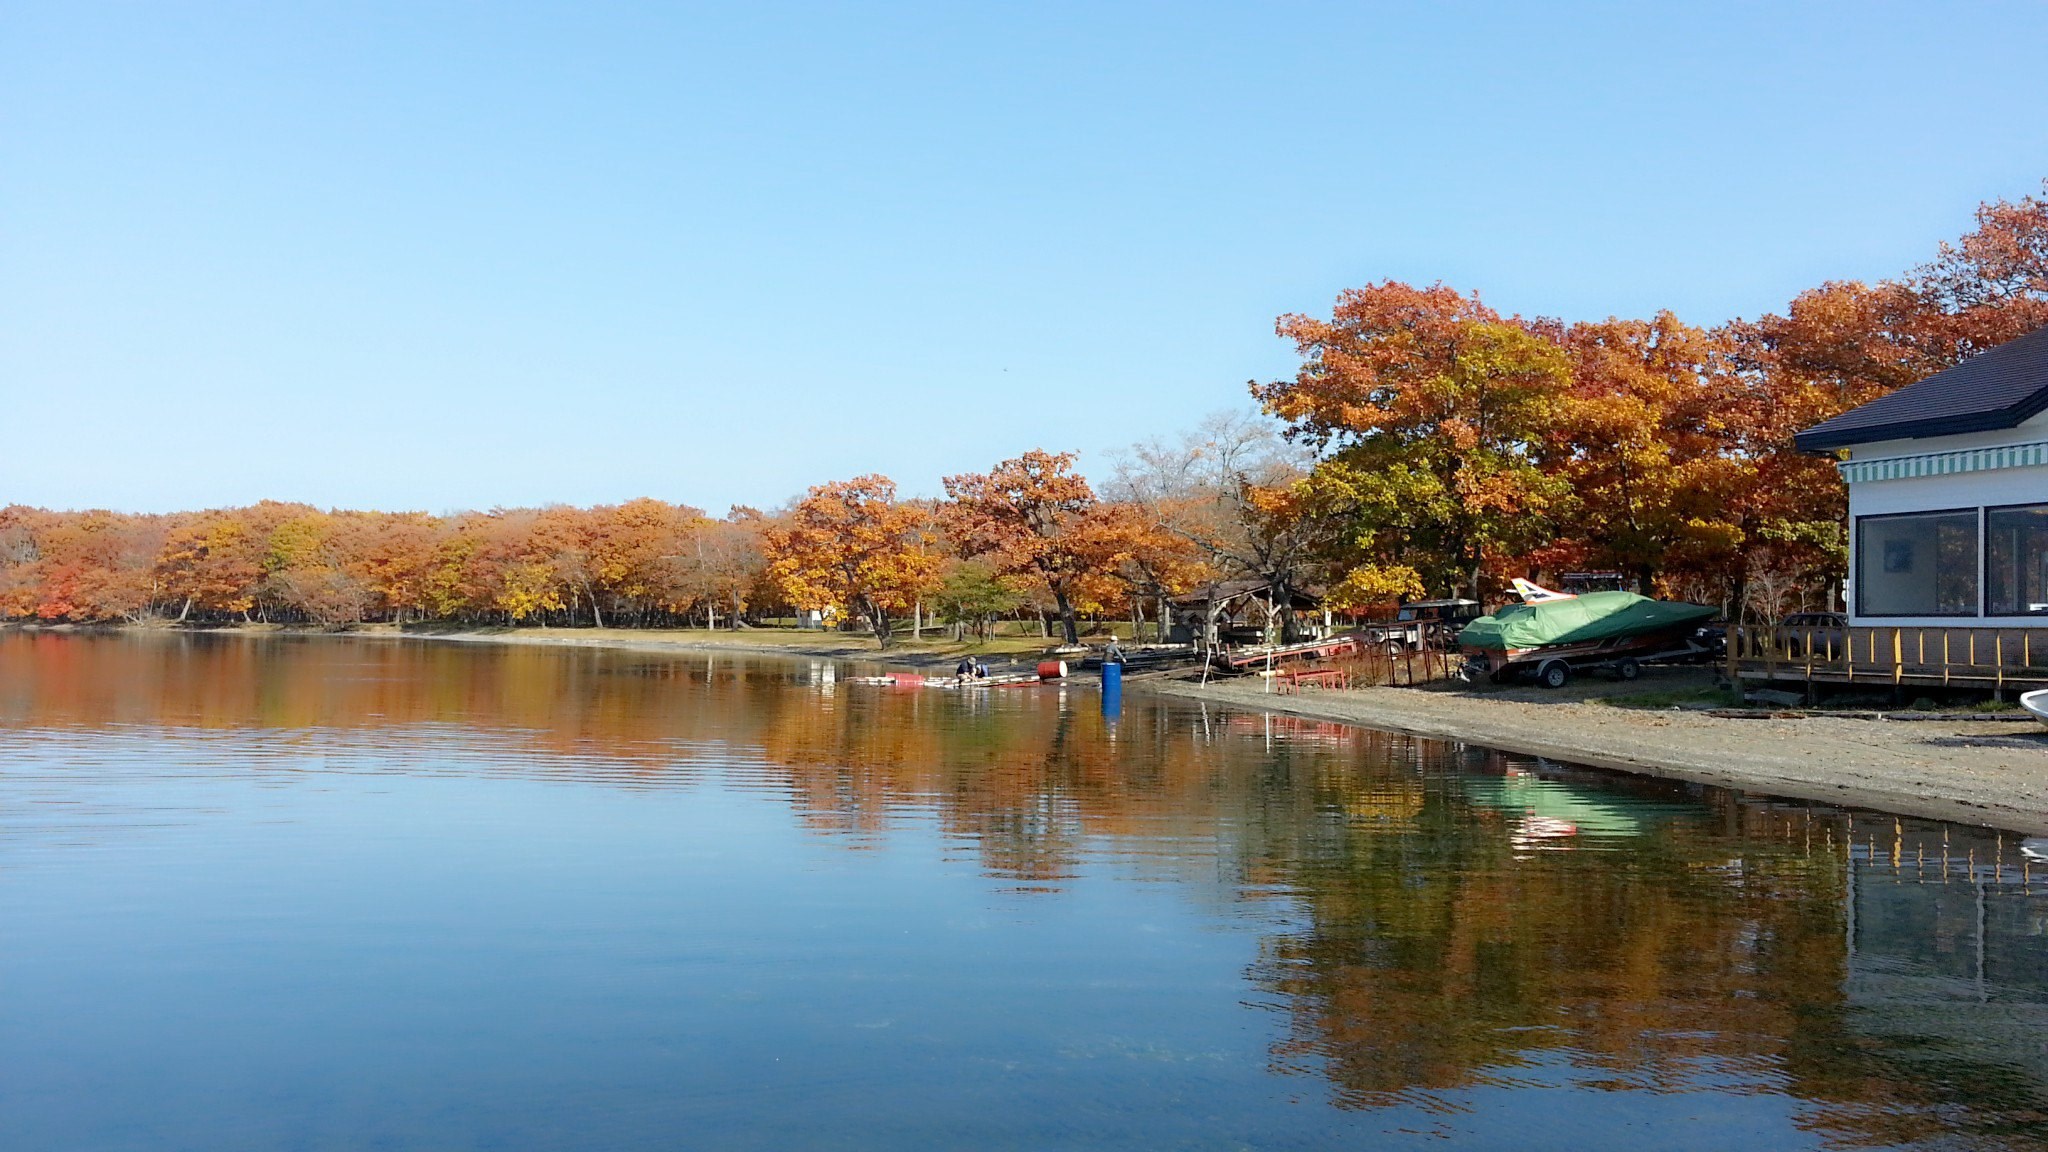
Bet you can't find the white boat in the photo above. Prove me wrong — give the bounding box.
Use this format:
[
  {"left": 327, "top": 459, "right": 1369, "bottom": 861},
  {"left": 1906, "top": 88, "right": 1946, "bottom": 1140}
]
[{"left": 2024, "top": 689, "right": 2048, "bottom": 725}]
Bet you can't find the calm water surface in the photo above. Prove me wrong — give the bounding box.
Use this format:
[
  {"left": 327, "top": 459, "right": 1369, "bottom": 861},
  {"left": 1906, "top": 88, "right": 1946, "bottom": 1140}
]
[{"left": 2, "top": 632, "right": 2046, "bottom": 1150}]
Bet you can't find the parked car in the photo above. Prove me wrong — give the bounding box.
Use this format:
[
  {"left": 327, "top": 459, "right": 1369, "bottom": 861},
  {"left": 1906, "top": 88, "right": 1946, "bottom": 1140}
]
[
  {"left": 1778, "top": 611, "right": 1847, "bottom": 658},
  {"left": 1685, "top": 621, "right": 1729, "bottom": 662}
]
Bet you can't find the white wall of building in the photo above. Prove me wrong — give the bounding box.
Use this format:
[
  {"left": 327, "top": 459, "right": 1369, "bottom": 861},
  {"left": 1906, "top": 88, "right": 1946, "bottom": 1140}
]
[{"left": 1843, "top": 415, "right": 2048, "bottom": 627}]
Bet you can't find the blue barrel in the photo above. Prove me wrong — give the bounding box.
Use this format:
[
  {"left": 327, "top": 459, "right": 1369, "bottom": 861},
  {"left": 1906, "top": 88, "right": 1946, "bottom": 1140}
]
[{"left": 1101, "top": 661, "right": 1123, "bottom": 691}]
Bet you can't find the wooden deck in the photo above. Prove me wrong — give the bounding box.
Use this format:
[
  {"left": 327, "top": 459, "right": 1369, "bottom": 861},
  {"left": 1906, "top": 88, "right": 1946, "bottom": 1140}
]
[{"left": 1731, "top": 625, "right": 2048, "bottom": 694}]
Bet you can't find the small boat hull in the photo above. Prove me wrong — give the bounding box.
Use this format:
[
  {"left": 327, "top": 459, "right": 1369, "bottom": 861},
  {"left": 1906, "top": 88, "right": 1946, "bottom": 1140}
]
[{"left": 2022, "top": 689, "right": 2048, "bottom": 725}]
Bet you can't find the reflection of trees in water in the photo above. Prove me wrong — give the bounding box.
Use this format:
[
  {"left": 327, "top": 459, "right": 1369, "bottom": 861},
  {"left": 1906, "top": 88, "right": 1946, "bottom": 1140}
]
[
  {"left": 10, "top": 632, "right": 2048, "bottom": 1144},
  {"left": 1245, "top": 765, "right": 2048, "bottom": 1148}
]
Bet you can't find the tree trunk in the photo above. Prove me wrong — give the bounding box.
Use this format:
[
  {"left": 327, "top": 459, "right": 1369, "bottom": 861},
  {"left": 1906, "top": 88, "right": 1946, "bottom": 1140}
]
[
  {"left": 1053, "top": 590, "right": 1080, "bottom": 646},
  {"left": 584, "top": 580, "right": 604, "bottom": 629},
  {"left": 1270, "top": 580, "right": 1298, "bottom": 642},
  {"left": 177, "top": 596, "right": 193, "bottom": 623},
  {"left": 869, "top": 601, "right": 893, "bottom": 648},
  {"left": 913, "top": 598, "right": 922, "bottom": 641}
]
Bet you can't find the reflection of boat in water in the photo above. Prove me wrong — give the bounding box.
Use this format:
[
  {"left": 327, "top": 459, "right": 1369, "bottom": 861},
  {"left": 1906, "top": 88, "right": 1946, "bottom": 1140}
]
[
  {"left": 847, "top": 669, "right": 1063, "bottom": 690},
  {"left": 1508, "top": 814, "right": 1581, "bottom": 851},
  {"left": 2023, "top": 689, "right": 2048, "bottom": 726},
  {"left": 1460, "top": 771, "right": 1654, "bottom": 842},
  {"left": 2021, "top": 837, "right": 2048, "bottom": 863}
]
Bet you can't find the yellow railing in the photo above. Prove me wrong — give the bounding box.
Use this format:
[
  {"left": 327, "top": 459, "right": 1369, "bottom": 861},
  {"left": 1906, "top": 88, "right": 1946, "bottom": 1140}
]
[{"left": 1729, "top": 624, "right": 2048, "bottom": 690}]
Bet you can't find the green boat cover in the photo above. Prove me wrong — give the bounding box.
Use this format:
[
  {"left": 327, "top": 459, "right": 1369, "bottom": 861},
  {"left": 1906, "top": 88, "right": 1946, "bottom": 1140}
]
[{"left": 1457, "top": 591, "right": 1716, "bottom": 653}]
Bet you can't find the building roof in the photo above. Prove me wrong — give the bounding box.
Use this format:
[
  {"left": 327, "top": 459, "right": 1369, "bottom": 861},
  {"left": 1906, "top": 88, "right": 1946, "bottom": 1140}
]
[
  {"left": 1794, "top": 324, "right": 2048, "bottom": 452},
  {"left": 1167, "top": 579, "right": 1321, "bottom": 611}
]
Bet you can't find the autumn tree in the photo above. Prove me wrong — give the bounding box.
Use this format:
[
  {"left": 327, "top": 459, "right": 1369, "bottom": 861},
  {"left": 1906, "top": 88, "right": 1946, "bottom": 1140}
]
[
  {"left": 0, "top": 506, "right": 45, "bottom": 619},
  {"left": 943, "top": 450, "right": 1123, "bottom": 646},
  {"left": 677, "top": 507, "right": 769, "bottom": 629},
  {"left": 333, "top": 511, "right": 442, "bottom": 623},
  {"left": 931, "top": 559, "right": 1026, "bottom": 640},
  {"left": 1548, "top": 314, "right": 1745, "bottom": 594},
  {"left": 1110, "top": 412, "right": 1328, "bottom": 635},
  {"left": 1256, "top": 283, "right": 1571, "bottom": 601},
  {"left": 25, "top": 510, "right": 167, "bottom": 621},
  {"left": 765, "top": 476, "right": 937, "bottom": 647},
  {"left": 155, "top": 508, "right": 267, "bottom": 620},
  {"left": 1912, "top": 177, "right": 2048, "bottom": 347}
]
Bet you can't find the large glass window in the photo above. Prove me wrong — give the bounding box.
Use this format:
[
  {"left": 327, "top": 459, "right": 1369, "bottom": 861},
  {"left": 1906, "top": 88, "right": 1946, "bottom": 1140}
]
[
  {"left": 1988, "top": 503, "right": 2048, "bottom": 616},
  {"left": 1856, "top": 510, "right": 1979, "bottom": 617}
]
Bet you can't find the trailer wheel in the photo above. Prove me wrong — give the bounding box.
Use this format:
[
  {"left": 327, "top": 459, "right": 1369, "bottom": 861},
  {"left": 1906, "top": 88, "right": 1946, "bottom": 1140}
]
[
  {"left": 1614, "top": 657, "right": 1641, "bottom": 682},
  {"left": 1383, "top": 640, "right": 1406, "bottom": 658},
  {"left": 1538, "top": 660, "right": 1570, "bottom": 689}
]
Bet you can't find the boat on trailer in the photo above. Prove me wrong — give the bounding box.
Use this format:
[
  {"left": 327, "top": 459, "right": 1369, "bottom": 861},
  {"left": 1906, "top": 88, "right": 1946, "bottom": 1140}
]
[{"left": 1459, "top": 583, "right": 1718, "bottom": 689}]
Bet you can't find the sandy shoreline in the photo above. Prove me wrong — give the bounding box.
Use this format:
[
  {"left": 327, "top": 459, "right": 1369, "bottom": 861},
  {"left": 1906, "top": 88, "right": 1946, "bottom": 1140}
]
[{"left": 1143, "top": 672, "right": 2048, "bottom": 835}]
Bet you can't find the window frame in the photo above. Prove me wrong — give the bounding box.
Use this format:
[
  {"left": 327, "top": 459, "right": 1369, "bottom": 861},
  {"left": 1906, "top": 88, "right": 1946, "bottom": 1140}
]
[
  {"left": 1983, "top": 500, "right": 2048, "bottom": 617},
  {"left": 1853, "top": 507, "right": 1983, "bottom": 619}
]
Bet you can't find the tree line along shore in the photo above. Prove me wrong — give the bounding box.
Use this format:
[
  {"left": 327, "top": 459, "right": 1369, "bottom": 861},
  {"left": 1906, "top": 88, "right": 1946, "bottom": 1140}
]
[{"left": 5, "top": 181, "right": 2045, "bottom": 645}]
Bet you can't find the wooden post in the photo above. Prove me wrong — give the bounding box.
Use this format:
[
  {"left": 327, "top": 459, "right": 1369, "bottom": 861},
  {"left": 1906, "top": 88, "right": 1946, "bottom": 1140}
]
[{"left": 1893, "top": 628, "right": 1903, "bottom": 686}]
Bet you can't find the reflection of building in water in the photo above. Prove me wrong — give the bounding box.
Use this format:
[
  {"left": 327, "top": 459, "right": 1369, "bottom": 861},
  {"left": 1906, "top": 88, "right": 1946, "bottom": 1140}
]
[{"left": 1840, "top": 815, "right": 2048, "bottom": 1117}]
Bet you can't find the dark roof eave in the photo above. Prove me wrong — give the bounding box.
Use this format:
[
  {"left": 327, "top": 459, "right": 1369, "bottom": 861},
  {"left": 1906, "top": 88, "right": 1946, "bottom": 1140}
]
[
  {"left": 1795, "top": 392, "right": 2048, "bottom": 453},
  {"left": 1792, "top": 323, "right": 2048, "bottom": 452}
]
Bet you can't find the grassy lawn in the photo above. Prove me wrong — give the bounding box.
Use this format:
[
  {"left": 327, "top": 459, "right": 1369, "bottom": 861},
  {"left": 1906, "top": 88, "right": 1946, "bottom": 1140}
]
[{"left": 1594, "top": 684, "right": 1746, "bottom": 710}]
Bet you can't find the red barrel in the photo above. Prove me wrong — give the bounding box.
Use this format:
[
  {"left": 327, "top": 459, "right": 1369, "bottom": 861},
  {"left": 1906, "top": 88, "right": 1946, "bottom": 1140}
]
[{"left": 1036, "top": 660, "right": 1068, "bottom": 681}]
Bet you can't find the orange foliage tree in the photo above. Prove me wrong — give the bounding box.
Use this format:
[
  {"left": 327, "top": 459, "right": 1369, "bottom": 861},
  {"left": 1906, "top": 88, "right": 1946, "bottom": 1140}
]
[
  {"left": 943, "top": 450, "right": 1126, "bottom": 646},
  {"left": 1256, "top": 283, "right": 1572, "bottom": 601},
  {"left": 764, "top": 476, "right": 937, "bottom": 647}
]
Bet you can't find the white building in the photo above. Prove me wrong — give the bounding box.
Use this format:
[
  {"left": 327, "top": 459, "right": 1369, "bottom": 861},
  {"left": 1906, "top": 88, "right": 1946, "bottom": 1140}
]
[{"left": 1797, "top": 325, "right": 2048, "bottom": 628}]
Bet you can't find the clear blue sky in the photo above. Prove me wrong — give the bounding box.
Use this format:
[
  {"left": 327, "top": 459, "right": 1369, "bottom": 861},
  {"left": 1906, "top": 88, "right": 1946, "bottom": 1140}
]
[{"left": 5, "top": 2, "right": 2046, "bottom": 515}]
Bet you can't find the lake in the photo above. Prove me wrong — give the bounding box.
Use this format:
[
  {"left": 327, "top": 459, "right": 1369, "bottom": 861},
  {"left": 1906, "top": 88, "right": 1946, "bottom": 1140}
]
[{"left": 2, "top": 631, "right": 2045, "bottom": 1150}]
